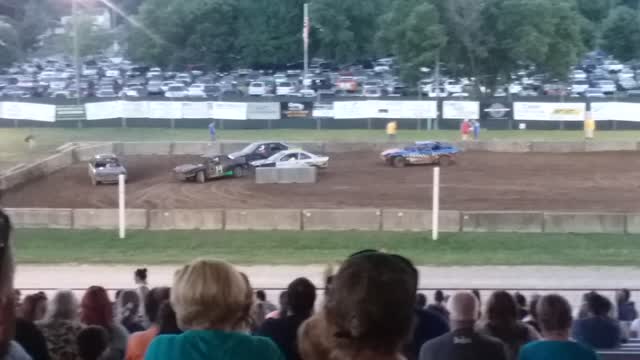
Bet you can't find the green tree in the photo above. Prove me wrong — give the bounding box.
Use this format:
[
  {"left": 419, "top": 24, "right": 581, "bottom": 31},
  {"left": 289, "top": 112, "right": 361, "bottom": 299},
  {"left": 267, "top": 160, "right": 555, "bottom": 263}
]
[
  {"left": 16, "top": 0, "right": 54, "bottom": 53},
  {"left": 65, "top": 15, "right": 115, "bottom": 57},
  {"left": 0, "top": 17, "right": 20, "bottom": 67},
  {"left": 601, "top": 5, "right": 640, "bottom": 61},
  {"left": 577, "top": 0, "right": 615, "bottom": 23}
]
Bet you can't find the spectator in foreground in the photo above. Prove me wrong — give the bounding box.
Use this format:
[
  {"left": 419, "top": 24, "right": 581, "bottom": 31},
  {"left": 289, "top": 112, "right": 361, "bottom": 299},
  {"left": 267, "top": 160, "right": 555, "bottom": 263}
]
[
  {"left": 257, "top": 278, "right": 316, "bottom": 360},
  {"left": 255, "top": 290, "right": 278, "bottom": 325},
  {"left": 514, "top": 292, "right": 528, "bottom": 320},
  {"left": 416, "top": 293, "right": 427, "bottom": 309},
  {"left": 571, "top": 292, "right": 621, "bottom": 349},
  {"left": 21, "top": 293, "right": 48, "bottom": 323},
  {"left": 117, "top": 290, "right": 145, "bottom": 333},
  {"left": 617, "top": 289, "right": 638, "bottom": 322},
  {"left": 408, "top": 296, "right": 450, "bottom": 359},
  {"left": 134, "top": 269, "right": 149, "bottom": 314},
  {"left": 519, "top": 294, "right": 598, "bottom": 360},
  {"left": 145, "top": 259, "right": 283, "bottom": 360},
  {"left": 37, "top": 290, "right": 84, "bottom": 360},
  {"left": 125, "top": 287, "right": 170, "bottom": 360},
  {"left": 426, "top": 290, "right": 450, "bottom": 320},
  {"left": 524, "top": 295, "right": 541, "bottom": 333},
  {"left": 156, "top": 301, "right": 181, "bottom": 335},
  {"left": 0, "top": 209, "right": 31, "bottom": 360},
  {"left": 81, "top": 286, "right": 129, "bottom": 360},
  {"left": 77, "top": 326, "right": 109, "bottom": 360},
  {"left": 298, "top": 251, "right": 417, "bottom": 360},
  {"left": 419, "top": 292, "right": 508, "bottom": 360},
  {"left": 266, "top": 291, "right": 288, "bottom": 320},
  {"left": 477, "top": 291, "right": 540, "bottom": 360}
]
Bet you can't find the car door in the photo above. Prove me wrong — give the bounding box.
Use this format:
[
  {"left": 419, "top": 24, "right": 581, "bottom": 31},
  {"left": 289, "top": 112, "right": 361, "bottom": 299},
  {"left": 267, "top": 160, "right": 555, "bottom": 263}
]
[
  {"left": 298, "top": 152, "right": 314, "bottom": 166},
  {"left": 277, "top": 152, "right": 299, "bottom": 167},
  {"left": 416, "top": 146, "right": 434, "bottom": 164}
]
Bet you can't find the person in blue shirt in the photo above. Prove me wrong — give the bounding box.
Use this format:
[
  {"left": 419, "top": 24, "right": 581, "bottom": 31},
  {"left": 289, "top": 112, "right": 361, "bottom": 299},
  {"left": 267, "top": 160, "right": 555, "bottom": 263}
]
[
  {"left": 145, "top": 259, "right": 284, "bottom": 360},
  {"left": 208, "top": 122, "right": 216, "bottom": 142},
  {"left": 472, "top": 120, "right": 480, "bottom": 140},
  {"left": 519, "top": 294, "right": 599, "bottom": 360},
  {"left": 571, "top": 292, "right": 621, "bottom": 349}
]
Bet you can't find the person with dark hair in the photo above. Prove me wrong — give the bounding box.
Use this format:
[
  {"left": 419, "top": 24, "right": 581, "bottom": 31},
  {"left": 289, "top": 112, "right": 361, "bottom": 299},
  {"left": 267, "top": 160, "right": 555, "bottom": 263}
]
[
  {"left": 477, "top": 291, "right": 539, "bottom": 360},
  {"left": 156, "top": 301, "right": 181, "bottom": 335},
  {"left": 37, "top": 290, "right": 84, "bottom": 360},
  {"left": 571, "top": 292, "right": 621, "bottom": 349},
  {"left": 77, "top": 326, "right": 109, "bottom": 360},
  {"left": 419, "top": 292, "right": 508, "bottom": 360},
  {"left": 0, "top": 210, "right": 31, "bottom": 360},
  {"left": 126, "top": 287, "right": 170, "bottom": 360},
  {"left": 145, "top": 259, "right": 283, "bottom": 360},
  {"left": 298, "top": 252, "right": 417, "bottom": 360},
  {"left": 255, "top": 290, "right": 278, "bottom": 325},
  {"left": 426, "top": 290, "right": 450, "bottom": 320},
  {"left": 514, "top": 292, "right": 529, "bottom": 320},
  {"left": 416, "top": 293, "right": 427, "bottom": 309},
  {"left": 81, "top": 286, "right": 129, "bottom": 360},
  {"left": 256, "top": 278, "right": 316, "bottom": 360},
  {"left": 134, "top": 269, "right": 149, "bottom": 319},
  {"left": 21, "top": 293, "right": 47, "bottom": 323},
  {"left": 524, "top": 295, "right": 541, "bottom": 333},
  {"left": 15, "top": 292, "right": 50, "bottom": 360},
  {"left": 117, "top": 290, "right": 145, "bottom": 333},
  {"left": 266, "top": 291, "right": 288, "bottom": 320},
  {"left": 519, "top": 294, "right": 598, "bottom": 360},
  {"left": 617, "top": 289, "right": 638, "bottom": 322}
]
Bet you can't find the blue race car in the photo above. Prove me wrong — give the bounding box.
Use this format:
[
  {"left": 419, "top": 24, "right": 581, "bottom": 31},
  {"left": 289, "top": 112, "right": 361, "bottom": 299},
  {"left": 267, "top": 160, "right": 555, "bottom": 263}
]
[{"left": 380, "top": 141, "right": 460, "bottom": 167}]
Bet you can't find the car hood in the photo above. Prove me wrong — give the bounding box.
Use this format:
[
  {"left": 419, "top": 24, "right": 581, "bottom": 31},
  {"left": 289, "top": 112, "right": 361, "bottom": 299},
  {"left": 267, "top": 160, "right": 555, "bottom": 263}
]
[
  {"left": 381, "top": 148, "right": 402, "bottom": 156},
  {"left": 174, "top": 164, "right": 204, "bottom": 173}
]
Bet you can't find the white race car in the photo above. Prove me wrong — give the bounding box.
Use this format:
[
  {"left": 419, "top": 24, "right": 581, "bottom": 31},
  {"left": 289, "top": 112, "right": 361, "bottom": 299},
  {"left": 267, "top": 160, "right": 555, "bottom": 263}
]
[{"left": 250, "top": 149, "right": 329, "bottom": 168}]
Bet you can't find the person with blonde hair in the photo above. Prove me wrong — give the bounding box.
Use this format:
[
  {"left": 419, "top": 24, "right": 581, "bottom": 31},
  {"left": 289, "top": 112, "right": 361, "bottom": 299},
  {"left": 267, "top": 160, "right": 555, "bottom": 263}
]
[
  {"left": 37, "top": 290, "right": 84, "bottom": 360},
  {"left": 145, "top": 259, "right": 283, "bottom": 360}
]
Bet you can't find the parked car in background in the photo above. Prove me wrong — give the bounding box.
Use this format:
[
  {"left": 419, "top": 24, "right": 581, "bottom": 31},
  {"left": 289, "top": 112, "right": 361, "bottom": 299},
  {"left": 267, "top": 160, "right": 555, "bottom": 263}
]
[
  {"left": 164, "top": 84, "right": 188, "bottom": 98},
  {"left": 96, "top": 88, "right": 117, "bottom": 98},
  {"left": 249, "top": 81, "right": 268, "bottom": 96},
  {"left": 187, "top": 84, "right": 207, "bottom": 98},
  {"left": 603, "top": 60, "right": 624, "bottom": 72},
  {"left": 147, "top": 81, "right": 164, "bottom": 95},
  {"left": 595, "top": 80, "right": 616, "bottom": 95},
  {"left": 571, "top": 70, "right": 587, "bottom": 81},
  {"left": 571, "top": 80, "right": 589, "bottom": 95},
  {"left": 584, "top": 88, "right": 606, "bottom": 98},
  {"left": 276, "top": 81, "right": 296, "bottom": 95},
  {"left": 364, "top": 87, "right": 383, "bottom": 97},
  {"left": 336, "top": 77, "right": 359, "bottom": 92}
]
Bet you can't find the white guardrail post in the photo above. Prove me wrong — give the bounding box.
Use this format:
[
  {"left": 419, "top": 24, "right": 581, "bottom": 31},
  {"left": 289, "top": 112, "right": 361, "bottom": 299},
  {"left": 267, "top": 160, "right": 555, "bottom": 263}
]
[
  {"left": 119, "top": 174, "right": 126, "bottom": 239},
  {"left": 432, "top": 166, "right": 440, "bottom": 240}
]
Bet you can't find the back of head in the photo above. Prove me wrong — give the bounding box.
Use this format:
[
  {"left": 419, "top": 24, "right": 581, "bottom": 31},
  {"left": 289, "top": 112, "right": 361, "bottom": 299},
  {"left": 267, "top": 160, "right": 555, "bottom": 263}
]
[
  {"left": 537, "top": 294, "right": 572, "bottom": 335},
  {"left": 0, "top": 210, "right": 14, "bottom": 357},
  {"left": 145, "top": 287, "right": 170, "bottom": 324},
  {"left": 448, "top": 292, "right": 479, "bottom": 323},
  {"left": 416, "top": 293, "right": 427, "bottom": 309},
  {"left": 434, "top": 290, "right": 445, "bottom": 304},
  {"left": 514, "top": 292, "right": 527, "bottom": 308},
  {"left": 485, "top": 291, "right": 518, "bottom": 328},
  {"left": 324, "top": 252, "right": 417, "bottom": 357},
  {"left": 528, "top": 295, "right": 541, "bottom": 321},
  {"left": 171, "top": 258, "right": 252, "bottom": 330},
  {"left": 134, "top": 268, "right": 147, "bottom": 283},
  {"left": 617, "top": 289, "right": 631, "bottom": 304},
  {"left": 21, "top": 292, "right": 47, "bottom": 322},
  {"left": 81, "top": 286, "right": 113, "bottom": 328},
  {"left": 256, "top": 290, "right": 266, "bottom": 302},
  {"left": 117, "top": 290, "right": 140, "bottom": 321},
  {"left": 287, "top": 277, "right": 316, "bottom": 318},
  {"left": 586, "top": 292, "right": 612, "bottom": 317},
  {"left": 48, "top": 290, "right": 79, "bottom": 321},
  {"left": 157, "top": 301, "right": 182, "bottom": 335},
  {"left": 77, "top": 325, "right": 109, "bottom": 360}
]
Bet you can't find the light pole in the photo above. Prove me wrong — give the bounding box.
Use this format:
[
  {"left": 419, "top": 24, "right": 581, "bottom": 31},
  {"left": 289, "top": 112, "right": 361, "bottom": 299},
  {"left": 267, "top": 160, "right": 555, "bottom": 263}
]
[{"left": 72, "top": 0, "right": 81, "bottom": 103}]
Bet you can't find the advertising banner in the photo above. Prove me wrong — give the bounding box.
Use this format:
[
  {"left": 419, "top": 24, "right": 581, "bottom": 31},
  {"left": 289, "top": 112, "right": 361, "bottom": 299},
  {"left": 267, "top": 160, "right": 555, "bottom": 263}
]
[
  {"left": 211, "top": 102, "right": 247, "bottom": 120},
  {"left": 85, "top": 101, "right": 122, "bottom": 120},
  {"left": 514, "top": 102, "right": 586, "bottom": 121},
  {"left": 592, "top": 102, "right": 640, "bottom": 122},
  {"left": 148, "top": 101, "right": 182, "bottom": 119},
  {"left": 333, "top": 101, "right": 372, "bottom": 119},
  {"left": 312, "top": 103, "right": 334, "bottom": 118},
  {"left": 181, "top": 102, "right": 210, "bottom": 119},
  {"left": 373, "top": 101, "right": 438, "bottom": 119},
  {"left": 121, "top": 101, "right": 149, "bottom": 118},
  {"left": 281, "top": 101, "right": 313, "bottom": 118},
  {"left": 247, "top": 102, "right": 281, "bottom": 120},
  {"left": 442, "top": 101, "right": 480, "bottom": 119}
]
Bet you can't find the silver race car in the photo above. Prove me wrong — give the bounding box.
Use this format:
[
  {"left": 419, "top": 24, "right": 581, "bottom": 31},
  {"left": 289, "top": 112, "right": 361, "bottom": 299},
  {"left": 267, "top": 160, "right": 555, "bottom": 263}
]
[{"left": 88, "top": 154, "right": 127, "bottom": 185}]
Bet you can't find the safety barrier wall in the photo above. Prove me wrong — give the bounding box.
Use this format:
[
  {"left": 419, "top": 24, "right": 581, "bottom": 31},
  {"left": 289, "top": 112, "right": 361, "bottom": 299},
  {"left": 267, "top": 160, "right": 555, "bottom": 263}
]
[
  {"left": 4, "top": 99, "right": 640, "bottom": 130},
  {"left": 4, "top": 208, "right": 640, "bottom": 234}
]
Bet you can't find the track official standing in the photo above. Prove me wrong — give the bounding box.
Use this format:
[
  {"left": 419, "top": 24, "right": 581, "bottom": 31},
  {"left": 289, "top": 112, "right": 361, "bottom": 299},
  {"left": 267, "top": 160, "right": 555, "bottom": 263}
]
[
  {"left": 208, "top": 121, "right": 216, "bottom": 142},
  {"left": 386, "top": 120, "right": 398, "bottom": 141}
]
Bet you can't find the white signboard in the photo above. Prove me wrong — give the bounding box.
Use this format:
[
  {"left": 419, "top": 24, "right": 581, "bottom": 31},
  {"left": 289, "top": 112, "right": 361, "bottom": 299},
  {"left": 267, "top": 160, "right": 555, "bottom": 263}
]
[
  {"left": 148, "top": 102, "right": 182, "bottom": 119},
  {"left": 313, "top": 104, "right": 334, "bottom": 118},
  {"left": 1, "top": 102, "right": 56, "bottom": 122},
  {"left": 121, "top": 101, "right": 149, "bottom": 118},
  {"left": 211, "top": 102, "right": 248, "bottom": 120},
  {"left": 334, "top": 101, "right": 373, "bottom": 119},
  {"left": 514, "top": 102, "right": 586, "bottom": 121},
  {"left": 374, "top": 101, "right": 438, "bottom": 119},
  {"left": 246, "top": 102, "right": 280, "bottom": 120},
  {"left": 85, "top": 101, "right": 122, "bottom": 120},
  {"left": 442, "top": 101, "right": 480, "bottom": 119},
  {"left": 592, "top": 102, "right": 640, "bottom": 122},
  {"left": 181, "top": 102, "right": 210, "bottom": 119}
]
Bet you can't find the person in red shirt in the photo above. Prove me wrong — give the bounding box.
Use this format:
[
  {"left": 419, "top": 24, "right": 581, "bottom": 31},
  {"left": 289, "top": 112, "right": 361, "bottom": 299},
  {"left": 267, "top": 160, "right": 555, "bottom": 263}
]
[{"left": 461, "top": 119, "right": 472, "bottom": 141}]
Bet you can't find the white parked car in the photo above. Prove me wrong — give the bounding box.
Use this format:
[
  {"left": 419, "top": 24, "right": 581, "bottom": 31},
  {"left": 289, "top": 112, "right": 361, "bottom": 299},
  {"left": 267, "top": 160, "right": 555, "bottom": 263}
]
[
  {"left": 273, "top": 73, "right": 287, "bottom": 84},
  {"left": 164, "top": 84, "right": 187, "bottom": 98},
  {"left": 249, "top": 81, "right": 267, "bottom": 96},
  {"left": 298, "top": 89, "right": 316, "bottom": 97},
  {"left": 175, "top": 73, "right": 192, "bottom": 85},
  {"left": 450, "top": 92, "right": 470, "bottom": 97},
  {"left": 571, "top": 70, "right": 587, "bottom": 81},
  {"left": 618, "top": 68, "right": 635, "bottom": 81},
  {"left": 364, "top": 87, "right": 383, "bottom": 97},
  {"left": 444, "top": 80, "right": 463, "bottom": 94},
  {"left": 276, "top": 81, "right": 296, "bottom": 95},
  {"left": 96, "top": 89, "right": 117, "bottom": 98},
  {"left": 428, "top": 85, "right": 448, "bottom": 98},
  {"left": 250, "top": 149, "right": 329, "bottom": 168},
  {"left": 596, "top": 80, "right": 616, "bottom": 94},
  {"left": 105, "top": 69, "right": 120, "bottom": 78},
  {"left": 603, "top": 60, "right": 624, "bottom": 72},
  {"left": 187, "top": 84, "right": 207, "bottom": 98},
  {"left": 508, "top": 83, "right": 523, "bottom": 94},
  {"left": 147, "top": 67, "right": 162, "bottom": 78},
  {"left": 571, "top": 80, "right": 589, "bottom": 95},
  {"left": 161, "top": 81, "right": 176, "bottom": 93},
  {"left": 585, "top": 88, "right": 606, "bottom": 98}
]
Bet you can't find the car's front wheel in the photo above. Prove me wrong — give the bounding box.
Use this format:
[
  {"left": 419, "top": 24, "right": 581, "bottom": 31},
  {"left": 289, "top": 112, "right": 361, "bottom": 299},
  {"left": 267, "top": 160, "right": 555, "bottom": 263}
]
[
  {"left": 392, "top": 157, "right": 406, "bottom": 168},
  {"left": 233, "top": 166, "right": 246, "bottom": 178},
  {"left": 196, "top": 171, "right": 206, "bottom": 183}
]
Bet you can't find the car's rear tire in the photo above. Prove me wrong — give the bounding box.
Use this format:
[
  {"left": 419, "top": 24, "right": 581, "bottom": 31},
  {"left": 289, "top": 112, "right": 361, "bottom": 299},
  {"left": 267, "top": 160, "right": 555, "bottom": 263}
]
[
  {"left": 392, "top": 157, "right": 406, "bottom": 168},
  {"left": 439, "top": 156, "right": 452, "bottom": 167},
  {"left": 233, "top": 166, "right": 245, "bottom": 178},
  {"left": 196, "top": 171, "right": 206, "bottom": 183}
]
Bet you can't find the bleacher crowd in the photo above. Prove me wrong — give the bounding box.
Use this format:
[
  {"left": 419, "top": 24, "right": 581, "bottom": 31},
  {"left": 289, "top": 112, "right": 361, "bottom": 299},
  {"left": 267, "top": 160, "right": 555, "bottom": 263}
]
[{"left": 1, "top": 209, "right": 638, "bottom": 360}]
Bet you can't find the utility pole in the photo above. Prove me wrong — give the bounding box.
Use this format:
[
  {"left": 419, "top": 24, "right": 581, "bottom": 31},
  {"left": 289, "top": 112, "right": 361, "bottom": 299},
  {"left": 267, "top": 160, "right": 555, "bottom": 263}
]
[
  {"left": 303, "top": 3, "right": 309, "bottom": 88},
  {"left": 72, "top": 0, "right": 83, "bottom": 128}
]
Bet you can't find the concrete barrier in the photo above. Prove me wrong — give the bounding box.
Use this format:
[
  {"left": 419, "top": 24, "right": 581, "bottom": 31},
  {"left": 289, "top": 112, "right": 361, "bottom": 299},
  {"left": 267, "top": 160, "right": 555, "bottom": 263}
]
[
  {"left": 171, "top": 142, "right": 221, "bottom": 156},
  {"left": 73, "top": 143, "right": 115, "bottom": 161},
  {"left": 544, "top": 212, "right": 626, "bottom": 233},
  {"left": 4, "top": 208, "right": 72, "bottom": 228},
  {"left": 324, "top": 142, "right": 396, "bottom": 153},
  {"left": 462, "top": 211, "right": 543, "bottom": 232},
  {"left": 114, "top": 142, "right": 172, "bottom": 156},
  {"left": 585, "top": 141, "right": 638, "bottom": 152},
  {"left": 486, "top": 141, "right": 532, "bottom": 153},
  {"left": 225, "top": 209, "right": 301, "bottom": 230},
  {"left": 454, "top": 141, "right": 489, "bottom": 152},
  {"left": 303, "top": 209, "right": 381, "bottom": 231},
  {"left": 255, "top": 167, "right": 317, "bottom": 184},
  {"left": 149, "top": 209, "right": 223, "bottom": 230},
  {"left": 73, "top": 209, "right": 148, "bottom": 229},
  {"left": 531, "top": 142, "right": 586, "bottom": 153},
  {"left": 625, "top": 214, "right": 640, "bottom": 234},
  {"left": 39, "top": 150, "right": 74, "bottom": 174},
  {"left": 382, "top": 209, "right": 460, "bottom": 232}
]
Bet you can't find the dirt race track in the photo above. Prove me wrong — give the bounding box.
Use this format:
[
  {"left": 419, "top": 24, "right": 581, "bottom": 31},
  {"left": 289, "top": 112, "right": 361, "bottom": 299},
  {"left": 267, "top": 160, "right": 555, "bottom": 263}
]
[{"left": 2, "top": 151, "right": 640, "bottom": 211}]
